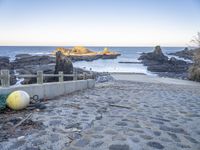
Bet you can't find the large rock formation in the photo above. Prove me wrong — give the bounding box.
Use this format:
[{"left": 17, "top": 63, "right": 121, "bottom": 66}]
[
  {"left": 52, "top": 47, "right": 121, "bottom": 61},
  {"left": 11, "top": 54, "right": 56, "bottom": 84},
  {"left": 168, "top": 47, "right": 200, "bottom": 60},
  {"left": 13, "top": 54, "right": 55, "bottom": 69},
  {"left": 139, "top": 46, "right": 168, "bottom": 63},
  {"left": 55, "top": 51, "right": 73, "bottom": 81},
  {"left": 139, "top": 46, "right": 191, "bottom": 79}
]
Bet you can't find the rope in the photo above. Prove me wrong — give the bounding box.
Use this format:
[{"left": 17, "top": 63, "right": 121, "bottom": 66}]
[{"left": 0, "top": 94, "right": 9, "bottom": 110}]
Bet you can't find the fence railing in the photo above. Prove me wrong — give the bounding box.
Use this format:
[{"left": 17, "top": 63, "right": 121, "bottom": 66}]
[{"left": 0, "top": 69, "right": 91, "bottom": 87}]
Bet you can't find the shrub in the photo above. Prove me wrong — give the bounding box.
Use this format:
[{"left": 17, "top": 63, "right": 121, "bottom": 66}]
[{"left": 188, "top": 48, "right": 200, "bottom": 81}]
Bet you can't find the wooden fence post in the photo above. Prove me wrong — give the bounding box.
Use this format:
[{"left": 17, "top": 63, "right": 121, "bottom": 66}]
[
  {"left": 0, "top": 69, "right": 10, "bottom": 87},
  {"left": 73, "top": 69, "right": 77, "bottom": 80},
  {"left": 59, "top": 71, "right": 64, "bottom": 82},
  {"left": 83, "top": 72, "right": 87, "bottom": 80},
  {"left": 37, "top": 71, "right": 43, "bottom": 84}
]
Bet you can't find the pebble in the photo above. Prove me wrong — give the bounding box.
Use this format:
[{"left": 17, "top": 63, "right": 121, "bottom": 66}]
[
  {"left": 115, "top": 121, "right": 128, "bottom": 126},
  {"left": 109, "top": 144, "right": 130, "bottom": 150},
  {"left": 95, "top": 114, "right": 103, "bottom": 120},
  {"left": 160, "top": 125, "right": 186, "bottom": 134},
  {"left": 74, "top": 138, "right": 90, "bottom": 147},
  {"left": 131, "top": 137, "right": 140, "bottom": 143},
  {"left": 91, "top": 141, "right": 104, "bottom": 147},
  {"left": 168, "top": 133, "right": 181, "bottom": 142},
  {"left": 184, "top": 136, "right": 199, "bottom": 144},
  {"left": 153, "top": 131, "right": 161, "bottom": 136},
  {"left": 17, "top": 136, "right": 25, "bottom": 141},
  {"left": 147, "top": 141, "right": 164, "bottom": 149}
]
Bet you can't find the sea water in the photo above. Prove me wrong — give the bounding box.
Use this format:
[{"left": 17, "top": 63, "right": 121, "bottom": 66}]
[{"left": 0, "top": 46, "right": 185, "bottom": 75}]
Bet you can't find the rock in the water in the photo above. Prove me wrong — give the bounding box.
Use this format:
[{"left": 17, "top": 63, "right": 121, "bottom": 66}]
[
  {"left": 168, "top": 47, "right": 195, "bottom": 60},
  {"left": 12, "top": 55, "right": 55, "bottom": 69},
  {"left": 139, "top": 46, "right": 168, "bottom": 63},
  {"left": 55, "top": 51, "right": 73, "bottom": 81},
  {"left": 139, "top": 46, "right": 190, "bottom": 79}
]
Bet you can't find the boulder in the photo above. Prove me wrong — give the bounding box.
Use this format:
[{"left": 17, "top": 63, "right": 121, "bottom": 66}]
[{"left": 55, "top": 51, "right": 73, "bottom": 81}]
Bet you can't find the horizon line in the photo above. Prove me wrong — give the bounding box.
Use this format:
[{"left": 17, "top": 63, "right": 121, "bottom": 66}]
[{"left": 0, "top": 45, "right": 190, "bottom": 48}]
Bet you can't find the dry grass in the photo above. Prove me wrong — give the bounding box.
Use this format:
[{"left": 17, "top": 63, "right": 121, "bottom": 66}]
[{"left": 188, "top": 48, "right": 200, "bottom": 81}]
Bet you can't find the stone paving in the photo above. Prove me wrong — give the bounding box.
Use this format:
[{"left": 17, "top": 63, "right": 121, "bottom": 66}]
[{"left": 0, "top": 80, "right": 200, "bottom": 150}]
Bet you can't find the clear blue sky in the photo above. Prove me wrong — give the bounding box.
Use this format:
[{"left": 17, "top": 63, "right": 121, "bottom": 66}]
[{"left": 0, "top": 0, "right": 199, "bottom": 46}]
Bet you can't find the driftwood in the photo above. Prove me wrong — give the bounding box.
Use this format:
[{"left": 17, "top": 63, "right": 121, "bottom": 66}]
[
  {"left": 109, "top": 104, "right": 131, "bottom": 109},
  {"left": 12, "top": 113, "right": 32, "bottom": 130},
  {"left": 64, "top": 104, "right": 81, "bottom": 109}
]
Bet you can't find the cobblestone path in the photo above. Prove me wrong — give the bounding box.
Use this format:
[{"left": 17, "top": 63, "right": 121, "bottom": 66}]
[{"left": 1, "top": 81, "right": 200, "bottom": 150}]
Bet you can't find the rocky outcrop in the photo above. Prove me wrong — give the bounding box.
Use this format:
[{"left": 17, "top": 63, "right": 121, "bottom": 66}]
[
  {"left": 168, "top": 47, "right": 200, "bottom": 60},
  {"left": 9, "top": 54, "right": 56, "bottom": 84},
  {"left": 139, "top": 46, "right": 168, "bottom": 63},
  {"left": 139, "top": 46, "right": 191, "bottom": 79},
  {"left": 53, "top": 47, "right": 121, "bottom": 61},
  {"left": 12, "top": 55, "right": 55, "bottom": 69},
  {"left": 55, "top": 51, "right": 73, "bottom": 81}
]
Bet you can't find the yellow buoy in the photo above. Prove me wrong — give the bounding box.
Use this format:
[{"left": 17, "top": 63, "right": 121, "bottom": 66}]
[{"left": 6, "top": 91, "right": 30, "bottom": 110}]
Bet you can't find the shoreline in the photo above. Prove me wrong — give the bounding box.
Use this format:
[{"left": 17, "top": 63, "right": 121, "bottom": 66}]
[
  {"left": 0, "top": 46, "right": 198, "bottom": 84},
  {"left": 110, "top": 73, "right": 200, "bottom": 86}
]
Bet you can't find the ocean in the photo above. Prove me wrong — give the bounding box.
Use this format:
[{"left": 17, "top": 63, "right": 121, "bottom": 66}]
[{"left": 0, "top": 46, "right": 185, "bottom": 75}]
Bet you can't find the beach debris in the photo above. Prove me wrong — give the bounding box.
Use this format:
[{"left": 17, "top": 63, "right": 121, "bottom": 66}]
[
  {"left": 95, "top": 114, "right": 103, "bottom": 120},
  {"left": 0, "top": 113, "right": 43, "bottom": 142},
  {"left": 96, "top": 75, "right": 114, "bottom": 83},
  {"left": 64, "top": 103, "right": 82, "bottom": 109},
  {"left": 65, "top": 128, "right": 82, "bottom": 133},
  {"left": 12, "top": 113, "right": 32, "bottom": 130},
  {"left": 6, "top": 90, "right": 30, "bottom": 110},
  {"left": 109, "top": 104, "right": 131, "bottom": 109},
  {"left": 17, "top": 136, "right": 25, "bottom": 141},
  {"left": 27, "top": 103, "right": 47, "bottom": 110},
  {"left": 0, "top": 94, "right": 9, "bottom": 110},
  {"left": 65, "top": 122, "right": 81, "bottom": 130}
]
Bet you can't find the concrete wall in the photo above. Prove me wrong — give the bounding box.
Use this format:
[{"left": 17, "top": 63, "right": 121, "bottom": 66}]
[{"left": 0, "top": 79, "right": 95, "bottom": 99}]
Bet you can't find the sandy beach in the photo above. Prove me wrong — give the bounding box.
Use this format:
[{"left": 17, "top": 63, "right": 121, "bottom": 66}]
[{"left": 0, "top": 74, "right": 200, "bottom": 150}]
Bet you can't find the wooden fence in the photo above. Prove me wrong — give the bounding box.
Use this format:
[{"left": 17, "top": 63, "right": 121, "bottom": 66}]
[{"left": 0, "top": 69, "right": 91, "bottom": 87}]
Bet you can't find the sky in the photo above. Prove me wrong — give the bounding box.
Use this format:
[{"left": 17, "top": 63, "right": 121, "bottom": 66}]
[{"left": 0, "top": 0, "right": 200, "bottom": 46}]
